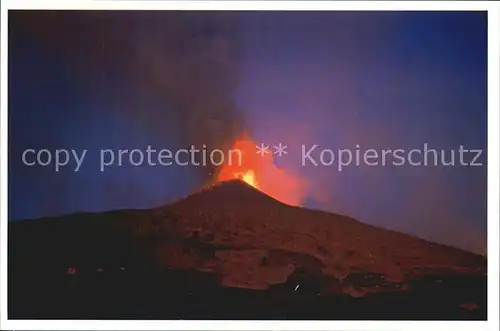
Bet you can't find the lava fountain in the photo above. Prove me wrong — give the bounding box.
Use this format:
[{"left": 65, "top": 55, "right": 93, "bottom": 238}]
[{"left": 216, "top": 132, "right": 307, "bottom": 206}]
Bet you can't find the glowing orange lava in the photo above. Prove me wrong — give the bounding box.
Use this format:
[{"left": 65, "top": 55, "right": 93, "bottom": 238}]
[
  {"left": 216, "top": 132, "right": 307, "bottom": 206},
  {"left": 232, "top": 170, "right": 258, "bottom": 188}
]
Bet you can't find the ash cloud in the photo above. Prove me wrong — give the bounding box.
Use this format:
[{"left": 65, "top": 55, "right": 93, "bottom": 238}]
[{"left": 10, "top": 11, "right": 246, "bottom": 183}]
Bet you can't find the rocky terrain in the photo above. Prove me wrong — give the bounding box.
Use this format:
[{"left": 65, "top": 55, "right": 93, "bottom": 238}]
[{"left": 8, "top": 180, "right": 487, "bottom": 319}]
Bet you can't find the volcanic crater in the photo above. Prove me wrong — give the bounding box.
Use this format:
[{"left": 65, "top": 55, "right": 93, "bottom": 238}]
[{"left": 8, "top": 179, "right": 487, "bottom": 320}]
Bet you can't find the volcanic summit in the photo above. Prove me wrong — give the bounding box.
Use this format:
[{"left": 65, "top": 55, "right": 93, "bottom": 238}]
[{"left": 8, "top": 179, "right": 487, "bottom": 320}]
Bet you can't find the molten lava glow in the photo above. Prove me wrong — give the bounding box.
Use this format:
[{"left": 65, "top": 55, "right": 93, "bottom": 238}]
[
  {"left": 233, "top": 170, "right": 257, "bottom": 188},
  {"left": 216, "top": 133, "right": 307, "bottom": 206}
]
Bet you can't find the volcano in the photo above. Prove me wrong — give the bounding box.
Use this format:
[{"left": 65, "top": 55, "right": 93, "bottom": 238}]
[{"left": 8, "top": 180, "right": 487, "bottom": 320}]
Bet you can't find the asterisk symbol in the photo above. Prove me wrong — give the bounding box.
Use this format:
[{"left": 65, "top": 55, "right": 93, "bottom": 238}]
[
  {"left": 256, "top": 143, "right": 270, "bottom": 156},
  {"left": 273, "top": 143, "right": 288, "bottom": 156}
]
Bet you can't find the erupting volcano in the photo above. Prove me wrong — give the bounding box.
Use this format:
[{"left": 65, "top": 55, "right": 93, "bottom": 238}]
[
  {"left": 215, "top": 133, "right": 307, "bottom": 206},
  {"left": 7, "top": 8, "right": 488, "bottom": 324}
]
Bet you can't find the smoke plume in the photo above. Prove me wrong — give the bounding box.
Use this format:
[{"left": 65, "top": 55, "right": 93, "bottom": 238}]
[{"left": 10, "top": 11, "right": 247, "bottom": 184}]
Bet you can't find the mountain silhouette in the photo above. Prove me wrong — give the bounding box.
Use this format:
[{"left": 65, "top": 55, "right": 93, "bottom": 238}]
[{"left": 8, "top": 179, "right": 487, "bottom": 320}]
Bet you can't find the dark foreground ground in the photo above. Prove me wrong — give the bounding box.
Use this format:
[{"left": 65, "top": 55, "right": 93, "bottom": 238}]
[
  {"left": 8, "top": 180, "right": 487, "bottom": 320},
  {"left": 9, "top": 265, "right": 486, "bottom": 320}
]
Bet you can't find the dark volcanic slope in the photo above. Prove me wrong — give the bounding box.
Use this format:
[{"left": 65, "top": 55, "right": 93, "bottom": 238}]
[{"left": 8, "top": 180, "right": 487, "bottom": 320}]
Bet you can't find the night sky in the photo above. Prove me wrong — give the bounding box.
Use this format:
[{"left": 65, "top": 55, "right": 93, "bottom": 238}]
[{"left": 8, "top": 11, "right": 487, "bottom": 254}]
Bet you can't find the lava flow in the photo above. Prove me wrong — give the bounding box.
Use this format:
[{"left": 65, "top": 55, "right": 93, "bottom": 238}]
[{"left": 216, "top": 132, "right": 307, "bottom": 206}]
